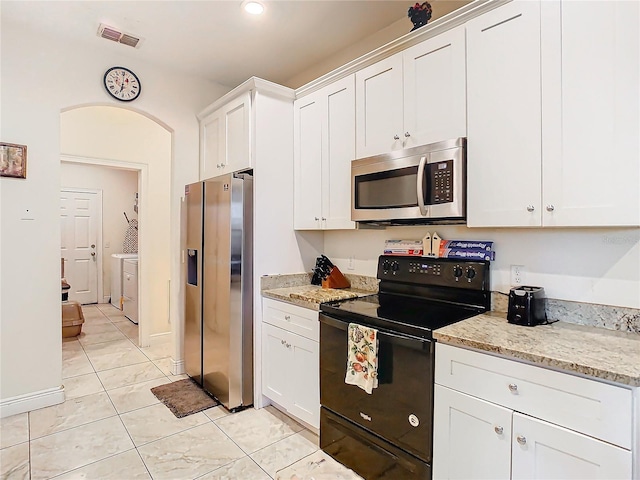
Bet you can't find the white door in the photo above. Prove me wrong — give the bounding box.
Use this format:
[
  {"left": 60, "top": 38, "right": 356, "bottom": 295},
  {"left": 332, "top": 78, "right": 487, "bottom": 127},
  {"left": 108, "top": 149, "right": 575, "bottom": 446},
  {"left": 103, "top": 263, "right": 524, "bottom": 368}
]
[
  {"left": 61, "top": 189, "right": 99, "bottom": 304},
  {"left": 433, "top": 385, "right": 512, "bottom": 480},
  {"left": 466, "top": 0, "right": 542, "bottom": 227},
  {"left": 289, "top": 332, "right": 319, "bottom": 428},
  {"left": 511, "top": 413, "right": 632, "bottom": 480},
  {"left": 262, "top": 323, "right": 291, "bottom": 406},
  {"left": 403, "top": 25, "right": 467, "bottom": 149},
  {"left": 223, "top": 92, "right": 251, "bottom": 174},
  {"left": 323, "top": 75, "right": 356, "bottom": 230},
  {"left": 355, "top": 53, "right": 404, "bottom": 158},
  {"left": 541, "top": 0, "right": 640, "bottom": 227},
  {"left": 200, "top": 108, "right": 223, "bottom": 180},
  {"left": 293, "top": 90, "right": 323, "bottom": 229}
]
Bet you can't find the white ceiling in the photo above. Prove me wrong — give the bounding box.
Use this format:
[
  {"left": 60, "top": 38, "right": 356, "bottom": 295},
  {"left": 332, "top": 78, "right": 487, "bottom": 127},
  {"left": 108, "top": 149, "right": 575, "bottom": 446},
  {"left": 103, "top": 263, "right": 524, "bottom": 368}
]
[{"left": 2, "top": 0, "right": 467, "bottom": 89}]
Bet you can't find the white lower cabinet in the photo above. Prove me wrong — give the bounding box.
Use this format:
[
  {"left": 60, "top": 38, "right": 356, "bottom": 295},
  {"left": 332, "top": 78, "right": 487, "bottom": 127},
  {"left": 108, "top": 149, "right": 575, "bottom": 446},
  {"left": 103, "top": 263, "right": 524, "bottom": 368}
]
[
  {"left": 261, "top": 300, "right": 319, "bottom": 428},
  {"left": 434, "top": 385, "right": 512, "bottom": 480},
  {"left": 511, "top": 413, "right": 631, "bottom": 480},
  {"left": 433, "top": 344, "right": 634, "bottom": 480}
]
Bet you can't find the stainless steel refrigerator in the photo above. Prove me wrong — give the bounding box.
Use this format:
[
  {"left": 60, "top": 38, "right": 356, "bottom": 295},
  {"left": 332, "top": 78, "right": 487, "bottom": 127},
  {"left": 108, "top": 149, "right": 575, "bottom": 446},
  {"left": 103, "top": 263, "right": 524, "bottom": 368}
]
[{"left": 184, "top": 172, "right": 253, "bottom": 411}]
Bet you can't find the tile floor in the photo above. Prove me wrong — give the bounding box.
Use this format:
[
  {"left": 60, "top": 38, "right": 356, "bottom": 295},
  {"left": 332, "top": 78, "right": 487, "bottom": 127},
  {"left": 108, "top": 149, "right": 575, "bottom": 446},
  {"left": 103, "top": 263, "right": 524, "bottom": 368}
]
[{"left": 0, "top": 304, "right": 362, "bottom": 480}]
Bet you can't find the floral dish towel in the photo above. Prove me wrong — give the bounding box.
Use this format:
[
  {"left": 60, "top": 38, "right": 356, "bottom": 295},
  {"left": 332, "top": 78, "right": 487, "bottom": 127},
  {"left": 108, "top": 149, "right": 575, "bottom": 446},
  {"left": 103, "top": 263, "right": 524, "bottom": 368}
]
[{"left": 345, "top": 323, "right": 379, "bottom": 394}]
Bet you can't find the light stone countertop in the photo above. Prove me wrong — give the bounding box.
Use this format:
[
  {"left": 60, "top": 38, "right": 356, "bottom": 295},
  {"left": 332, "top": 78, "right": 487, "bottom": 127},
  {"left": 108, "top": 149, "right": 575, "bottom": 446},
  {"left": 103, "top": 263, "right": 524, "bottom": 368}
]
[
  {"left": 261, "top": 272, "right": 378, "bottom": 311},
  {"left": 433, "top": 312, "right": 640, "bottom": 387},
  {"left": 262, "top": 285, "right": 375, "bottom": 311}
]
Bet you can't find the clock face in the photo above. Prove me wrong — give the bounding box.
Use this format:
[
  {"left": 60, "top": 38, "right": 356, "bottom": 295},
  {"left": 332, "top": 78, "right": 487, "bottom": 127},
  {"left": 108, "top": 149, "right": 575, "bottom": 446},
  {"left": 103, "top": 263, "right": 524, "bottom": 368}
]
[{"left": 103, "top": 67, "right": 141, "bottom": 102}]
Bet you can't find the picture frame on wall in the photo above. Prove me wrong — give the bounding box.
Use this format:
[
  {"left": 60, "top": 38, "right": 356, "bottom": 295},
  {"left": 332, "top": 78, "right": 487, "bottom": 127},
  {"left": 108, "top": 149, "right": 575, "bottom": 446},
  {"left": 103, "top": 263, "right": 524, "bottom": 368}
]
[{"left": 0, "top": 142, "right": 27, "bottom": 179}]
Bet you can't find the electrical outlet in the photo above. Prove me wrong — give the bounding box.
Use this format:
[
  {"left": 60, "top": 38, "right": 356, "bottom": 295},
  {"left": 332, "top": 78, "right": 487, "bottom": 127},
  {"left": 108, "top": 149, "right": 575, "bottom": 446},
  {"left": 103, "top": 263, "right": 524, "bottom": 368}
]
[
  {"left": 510, "top": 265, "right": 525, "bottom": 286},
  {"left": 347, "top": 255, "right": 355, "bottom": 270}
]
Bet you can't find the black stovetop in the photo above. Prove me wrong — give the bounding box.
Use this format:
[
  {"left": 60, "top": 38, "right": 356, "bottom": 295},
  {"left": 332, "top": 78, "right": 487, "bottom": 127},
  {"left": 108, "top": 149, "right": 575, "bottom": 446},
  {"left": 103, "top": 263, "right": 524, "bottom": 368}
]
[
  {"left": 320, "top": 293, "right": 484, "bottom": 340},
  {"left": 319, "top": 255, "right": 491, "bottom": 340}
]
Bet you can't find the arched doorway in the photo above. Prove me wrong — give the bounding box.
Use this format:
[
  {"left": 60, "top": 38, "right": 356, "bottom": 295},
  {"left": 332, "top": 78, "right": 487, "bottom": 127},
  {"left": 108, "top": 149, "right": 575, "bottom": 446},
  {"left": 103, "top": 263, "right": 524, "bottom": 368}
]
[{"left": 60, "top": 105, "right": 172, "bottom": 349}]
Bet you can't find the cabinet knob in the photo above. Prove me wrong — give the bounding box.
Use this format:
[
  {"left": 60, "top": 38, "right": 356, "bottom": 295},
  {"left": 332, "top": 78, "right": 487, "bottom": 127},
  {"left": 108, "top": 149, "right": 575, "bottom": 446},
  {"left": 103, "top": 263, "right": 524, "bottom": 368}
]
[
  {"left": 546, "top": 204, "right": 555, "bottom": 212},
  {"left": 526, "top": 205, "right": 535, "bottom": 212},
  {"left": 284, "top": 315, "right": 291, "bottom": 320},
  {"left": 394, "top": 134, "right": 400, "bottom": 140},
  {"left": 321, "top": 217, "right": 326, "bottom": 221},
  {"left": 314, "top": 217, "right": 319, "bottom": 221},
  {"left": 494, "top": 426, "right": 504, "bottom": 435},
  {"left": 286, "top": 342, "right": 291, "bottom": 348},
  {"left": 281, "top": 339, "right": 286, "bottom": 345},
  {"left": 404, "top": 132, "right": 411, "bottom": 138},
  {"left": 508, "top": 383, "right": 518, "bottom": 393},
  {"left": 516, "top": 435, "right": 527, "bottom": 446}
]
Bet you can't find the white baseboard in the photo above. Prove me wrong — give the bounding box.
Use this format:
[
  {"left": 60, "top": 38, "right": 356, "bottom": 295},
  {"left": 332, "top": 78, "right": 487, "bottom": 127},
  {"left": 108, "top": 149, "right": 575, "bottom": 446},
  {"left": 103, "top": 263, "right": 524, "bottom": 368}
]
[
  {"left": 170, "top": 358, "right": 185, "bottom": 376},
  {"left": 149, "top": 332, "right": 171, "bottom": 346},
  {"left": 1, "top": 385, "right": 65, "bottom": 418}
]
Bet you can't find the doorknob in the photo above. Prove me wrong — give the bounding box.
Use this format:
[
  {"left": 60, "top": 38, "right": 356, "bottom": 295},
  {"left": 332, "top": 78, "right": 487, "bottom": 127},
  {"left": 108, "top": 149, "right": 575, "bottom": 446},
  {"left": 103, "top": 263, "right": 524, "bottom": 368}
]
[
  {"left": 91, "top": 244, "right": 96, "bottom": 248},
  {"left": 91, "top": 252, "right": 96, "bottom": 257}
]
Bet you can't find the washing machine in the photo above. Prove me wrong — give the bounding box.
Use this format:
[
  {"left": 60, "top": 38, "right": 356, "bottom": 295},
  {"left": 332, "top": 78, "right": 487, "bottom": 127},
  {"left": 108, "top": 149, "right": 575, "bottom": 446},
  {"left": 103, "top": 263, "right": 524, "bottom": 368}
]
[
  {"left": 110, "top": 253, "right": 138, "bottom": 310},
  {"left": 122, "top": 258, "right": 139, "bottom": 324}
]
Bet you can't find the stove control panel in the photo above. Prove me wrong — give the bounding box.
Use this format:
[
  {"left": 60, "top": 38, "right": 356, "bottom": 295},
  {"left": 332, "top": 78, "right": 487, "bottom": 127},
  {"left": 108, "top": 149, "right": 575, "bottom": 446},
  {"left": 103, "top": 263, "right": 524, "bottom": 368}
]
[{"left": 378, "top": 255, "right": 489, "bottom": 291}]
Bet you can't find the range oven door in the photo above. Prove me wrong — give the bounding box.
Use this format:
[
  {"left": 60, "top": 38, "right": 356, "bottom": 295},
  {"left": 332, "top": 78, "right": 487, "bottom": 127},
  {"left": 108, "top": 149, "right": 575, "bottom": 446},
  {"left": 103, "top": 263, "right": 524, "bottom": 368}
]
[{"left": 319, "top": 312, "right": 434, "bottom": 463}]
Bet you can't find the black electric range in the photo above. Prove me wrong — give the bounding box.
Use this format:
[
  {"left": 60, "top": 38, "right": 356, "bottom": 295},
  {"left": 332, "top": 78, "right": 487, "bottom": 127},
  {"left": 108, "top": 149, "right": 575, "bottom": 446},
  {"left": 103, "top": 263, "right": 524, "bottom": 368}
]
[{"left": 319, "top": 255, "right": 491, "bottom": 480}]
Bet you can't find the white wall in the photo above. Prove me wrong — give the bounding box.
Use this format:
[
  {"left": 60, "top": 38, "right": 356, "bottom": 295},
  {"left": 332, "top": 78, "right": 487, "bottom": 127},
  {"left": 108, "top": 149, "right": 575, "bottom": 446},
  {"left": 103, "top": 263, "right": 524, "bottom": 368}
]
[
  {"left": 324, "top": 225, "right": 640, "bottom": 309},
  {"left": 0, "top": 20, "right": 229, "bottom": 409},
  {"left": 285, "top": 1, "right": 472, "bottom": 89},
  {"left": 61, "top": 162, "right": 138, "bottom": 301}
]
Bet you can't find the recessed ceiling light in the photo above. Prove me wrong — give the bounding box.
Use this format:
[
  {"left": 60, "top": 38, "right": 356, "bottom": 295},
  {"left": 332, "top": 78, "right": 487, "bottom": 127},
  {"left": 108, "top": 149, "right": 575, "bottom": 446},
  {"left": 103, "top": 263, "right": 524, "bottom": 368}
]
[{"left": 242, "top": 0, "right": 264, "bottom": 15}]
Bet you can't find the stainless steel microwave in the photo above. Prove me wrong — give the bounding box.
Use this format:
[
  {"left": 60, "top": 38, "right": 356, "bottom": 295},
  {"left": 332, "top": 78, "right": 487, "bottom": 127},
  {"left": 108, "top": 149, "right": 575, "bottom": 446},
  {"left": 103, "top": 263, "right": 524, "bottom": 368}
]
[{"left": 351, "top": 138, "right": 466, "bottom": 225}]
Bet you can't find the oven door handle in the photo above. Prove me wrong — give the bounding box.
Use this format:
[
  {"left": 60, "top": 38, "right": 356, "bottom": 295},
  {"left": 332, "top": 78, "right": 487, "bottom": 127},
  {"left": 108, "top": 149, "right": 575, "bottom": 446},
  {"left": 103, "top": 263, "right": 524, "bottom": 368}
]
[
  {"left": 320, "top": 313, "right": 431, "bottom": 350},
  {"left": 416, "top": 155, "right": 428, "bottom": 216}
]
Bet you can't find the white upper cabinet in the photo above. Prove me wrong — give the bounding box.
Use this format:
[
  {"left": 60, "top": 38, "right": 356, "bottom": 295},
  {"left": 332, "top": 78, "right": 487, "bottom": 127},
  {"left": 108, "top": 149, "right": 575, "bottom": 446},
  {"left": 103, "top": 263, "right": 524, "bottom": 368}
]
[
  {"left": 466, "top": 0, "right": 543, "bottom": 227},
  {"left": 222, "top": 92, "right": 251, "bottom": 175},
  {"left": 200, "top": 110, "right": 223, "bottom": 181},
  {"left": 541, "top": 0, "right": 640, "bottom": 226},
  {"left": 294, "top": 91, "right": 323, "bottom": 230},
  {"left": 355, "top": 55, "right": 404, "bottom": 158},
  {"left": 199, "top": 91, "right": 251, "bottom": 180},
  {"left": 355, "top": 25, "right": 466, "bottom": 159},
  {"left": 468, "top": 0, "right": 640, "bottom": 227},
  {"left": 402, "top": 26, "right": 467, "bottom": 150},
  {"left": 294, "top": 75, "right": 356, "bottom": 230}
]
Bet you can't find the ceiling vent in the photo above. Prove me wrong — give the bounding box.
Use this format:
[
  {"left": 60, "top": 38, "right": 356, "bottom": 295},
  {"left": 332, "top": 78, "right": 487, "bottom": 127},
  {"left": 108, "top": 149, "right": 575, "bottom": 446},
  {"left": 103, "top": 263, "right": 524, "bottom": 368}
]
[{"left": 97, "top": 23, "right": 143, "bottom": 48}]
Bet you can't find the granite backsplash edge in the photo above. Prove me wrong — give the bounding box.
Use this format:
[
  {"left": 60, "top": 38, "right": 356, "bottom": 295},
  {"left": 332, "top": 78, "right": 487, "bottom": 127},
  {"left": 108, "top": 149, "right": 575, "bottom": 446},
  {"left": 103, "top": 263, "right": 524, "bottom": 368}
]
[
  {"left": 491, "top": 291, "right": 640, "bottom": 334},
  {"left": 261, "top": 274, "right": 639, "bottom": 334}
]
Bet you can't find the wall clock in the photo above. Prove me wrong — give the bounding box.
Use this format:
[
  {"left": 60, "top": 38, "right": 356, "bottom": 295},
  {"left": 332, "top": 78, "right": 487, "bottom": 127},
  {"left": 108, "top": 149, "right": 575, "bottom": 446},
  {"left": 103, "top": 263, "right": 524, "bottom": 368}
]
[{"left": 103, "top": 66, "right": 141, "bottom": 102}]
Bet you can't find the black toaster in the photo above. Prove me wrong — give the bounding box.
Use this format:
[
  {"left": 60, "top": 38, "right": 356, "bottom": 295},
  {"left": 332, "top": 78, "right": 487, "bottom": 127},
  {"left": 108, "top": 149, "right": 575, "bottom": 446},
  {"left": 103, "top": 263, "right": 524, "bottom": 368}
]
[{"left": 507, "top": 286, "right": 547, "bottom": 326}]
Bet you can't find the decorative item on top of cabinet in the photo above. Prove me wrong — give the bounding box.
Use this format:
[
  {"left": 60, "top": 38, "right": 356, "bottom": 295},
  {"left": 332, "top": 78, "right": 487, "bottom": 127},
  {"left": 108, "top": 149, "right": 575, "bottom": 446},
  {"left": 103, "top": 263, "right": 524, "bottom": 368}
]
[
  {"left": 294, "top": 75, "right": 355, "bottom": 230},
  {"left": 467, "top": 0, "right": 640, "bottom": 227},
  {"left": 355, "top": 25, "right": 466, "bottom": 159},
  {"left": 408, "top": 2, "right": 432, "bottom": 31}
]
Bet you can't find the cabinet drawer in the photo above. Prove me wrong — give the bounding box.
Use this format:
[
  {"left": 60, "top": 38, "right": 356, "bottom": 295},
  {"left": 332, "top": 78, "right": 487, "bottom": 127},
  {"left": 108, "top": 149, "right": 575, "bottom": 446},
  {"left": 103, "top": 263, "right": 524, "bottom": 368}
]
[
  {"left": 262, "top": 298, "right": 318, "bottom": 341},
  {"left": 435, "top": 343, "right": 633, "bottom": 449}
]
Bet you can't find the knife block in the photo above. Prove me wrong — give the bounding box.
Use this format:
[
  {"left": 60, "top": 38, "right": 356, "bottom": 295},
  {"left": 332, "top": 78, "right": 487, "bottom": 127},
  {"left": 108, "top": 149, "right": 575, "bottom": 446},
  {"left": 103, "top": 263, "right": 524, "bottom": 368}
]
[{"left": 322, "top": 266, "right": 350, "bottom": 289}]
